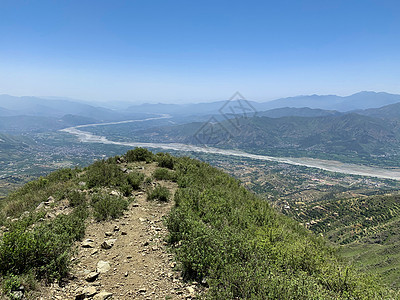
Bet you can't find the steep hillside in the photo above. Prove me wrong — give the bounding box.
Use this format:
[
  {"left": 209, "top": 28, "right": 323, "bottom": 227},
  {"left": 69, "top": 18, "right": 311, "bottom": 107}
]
[
  {"left": 286, "top": 192, "right": 400, "bottom": 289},
  {"left": 358, "top": 102, "right": 400, "bottom": 120},
  {"left": 0, "top": 149, "right": 393, "bottom": 299}
]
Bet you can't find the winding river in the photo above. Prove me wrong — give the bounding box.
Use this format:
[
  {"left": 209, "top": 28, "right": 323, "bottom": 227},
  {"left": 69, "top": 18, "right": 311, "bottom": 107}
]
[{"left": 61, "top": 117, "right": 400, "bottom": 181}]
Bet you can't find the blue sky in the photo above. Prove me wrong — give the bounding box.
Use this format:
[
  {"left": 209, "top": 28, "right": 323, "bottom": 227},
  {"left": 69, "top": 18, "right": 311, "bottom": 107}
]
[{"left": 1, "top": 0, "right": 400, "bottom": 103}]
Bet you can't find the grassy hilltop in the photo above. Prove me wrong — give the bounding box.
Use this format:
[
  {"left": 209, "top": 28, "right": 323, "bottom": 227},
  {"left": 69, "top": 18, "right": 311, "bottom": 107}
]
[{"left": 0, "top": 148, "right": 394, "bottom": 299}]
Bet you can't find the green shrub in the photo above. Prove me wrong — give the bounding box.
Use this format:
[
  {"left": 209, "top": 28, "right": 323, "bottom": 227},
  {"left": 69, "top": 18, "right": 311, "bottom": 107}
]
[
  {"left": 118, "top": 171, "right": 144, "bottom": 197},
  {"left": 147, "top": 185, "right": 171, "bottom": 202},
  {"left": 105, "top": 155, "right": 121, "bottom": 164},
  {"left": 166, "top": 156, "right": 390, "bottom": 299},
  {"left": 0, "top": 208, "right": 87, "bottom": 282},
  {"left": 2, "top": 272, "right": 36, "bottom": 299},
  {"left": 153, "top": 168, "right": 177, "bottom": 181},
  {"left": 156, "top": 152, "right": 175, "bottom": 169},
  {"left": 2, "top": 274, "right": 21, "bottom": 299},
  {"left": 48, "top": 209, "right": 87, "bottom": 243},
  {"left": 119, "top": 184, "right": 131, "bottom": 197},
  {"left": 0, "top": 226, "right": 35, "bottom": 276},
  {"left": 91, "top": 194, "right": 128, "bottom": 221},
  {"left": 125, "top": 147, "right": 154, "bottom": 163},
  {"left": 144, "top": 176, "right": 152, "bottom": 186},
  {"left": 66, "top": 190, "right": 86, "bottom": 207},
  {"left": 46, "top": 168, "right": 80, "bottom": 183},
  {"left": 127, "top": 171, "right": 145, "bottom": 190},
  {"left": 85, "top": 160, "right": 144, "bottom": 196},
  {"left": 85, "top": 160, "right": 125, "bottom": 189}
]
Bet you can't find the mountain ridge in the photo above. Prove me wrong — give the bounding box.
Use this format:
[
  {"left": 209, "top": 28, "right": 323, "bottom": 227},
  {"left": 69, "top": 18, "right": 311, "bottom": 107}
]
[
  {"left": 125, "top": 91, "right": 400, "bottom": 115},
  {"left": 0, "top": 149, "right": 392, "bottom": 298}
]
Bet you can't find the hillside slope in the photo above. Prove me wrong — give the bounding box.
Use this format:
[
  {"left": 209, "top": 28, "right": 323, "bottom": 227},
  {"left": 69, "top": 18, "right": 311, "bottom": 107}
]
[
  {"left": 358, "top": 102, "right": 400, "bottom": 120},
  {"left": 0, "top": 149, "right": 394, "bottom": 299},
  {"left": 257, "top": 107, "right": 342, "bottom": 118},
  {"left": 286, "top": 192, "right": 400, "bottom": 289}
]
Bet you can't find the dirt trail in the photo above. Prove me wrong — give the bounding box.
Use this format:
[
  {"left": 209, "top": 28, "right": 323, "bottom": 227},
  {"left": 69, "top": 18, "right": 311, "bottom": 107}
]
[{"left": 42, "top": 163, "right": 202, "bottom": 300}]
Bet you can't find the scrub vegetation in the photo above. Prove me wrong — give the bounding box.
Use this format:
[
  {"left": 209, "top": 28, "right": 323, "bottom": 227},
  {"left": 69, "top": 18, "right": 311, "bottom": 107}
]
[{"left": 0, "top": 148, "right": 394, "bottom": 299}]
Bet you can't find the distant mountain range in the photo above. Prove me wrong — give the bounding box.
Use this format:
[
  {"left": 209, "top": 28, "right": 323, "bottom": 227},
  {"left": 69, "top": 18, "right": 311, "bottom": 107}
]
[
  {"left": 127, "top": 101, "right": 400, "bottom": 166},
  {"left": 125, "top": 91, "right": 400, "bottom": 116},
  {"left": 2, "top": 91, "right": 400, "bottom": 138},
  {"left": 255, "top": 91, "right": 400, "bottom": 112},
  {"left": 0, "top": 95, "right": 159, "bottom": 133},
  {"left": 2, "top": 91, "right": 400, "bottom": 119},
  {"left": 0, "top": 94, "right": 132, "bottom": 121}
]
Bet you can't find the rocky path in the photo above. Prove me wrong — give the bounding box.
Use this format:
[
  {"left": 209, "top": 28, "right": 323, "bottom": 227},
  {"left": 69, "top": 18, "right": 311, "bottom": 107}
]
[{"left": 42, "top": 163, "right": 202, "bottom": 300}]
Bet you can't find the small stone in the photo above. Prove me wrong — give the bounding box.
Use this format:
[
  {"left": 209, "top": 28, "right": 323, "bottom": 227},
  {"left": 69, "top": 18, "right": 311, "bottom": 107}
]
[
  {"left": 75, "top": 292, "right": 85, "bottom": 300},
  {"left": 93, "top": 291, "right": 113, "bottom": 300},
  {"left": 132, "top": 203, "right": 139, "bottom": 207},
  {"left": 101, "top": 239, "right": 116, "bottom": 249},
  {"left": 170, "top": 262, "right": 176, "bottom": 268},
  {"left": 36, "top": 202, "right": 45, "bottom": 210},
  {"left": 104, "top": 231, "right": 113, "bottom": 236},
  {"left": 121, "top": 231, "right": 127, "bottom": 235},
  {"left": 152, "top": 246, "right": 158, "bottom": 251},
  {"left": 85, "top": 272, "right": 99, "bottom": 282},
  {"left": 201, "top": 278, "right": 208, "bottom": 286},
  {"left": 97, "top": 261, "right": 111, "bottom": 273},
  {"left": 81, "top": 239, "right": 95, "bottom": 248},
  {"left": 114, "top": 225, "right": 120, "bottom": 231},
  {"left": 83, "top": 286, "right": 97, "bottom": 297},
  {"left": 91, "top": 248, "right": 99, "bottom": 255},
  {"left": 11, "top": 291, "right": 24, "bottom": 300},
  {"left": 124, "top": 272, "right": 129, "bottom": 277},
  {"left": 138, "top": 288, "right": 146, "bottom": 293},
  {"left": 139, "top": 217, "right": 146, "bottom": 222},
  {"left": 142, "top": 241, "right": 149, "bottom": 246},
  {"left": 186, "top": 286, "right": 195, "bottom": 294}
]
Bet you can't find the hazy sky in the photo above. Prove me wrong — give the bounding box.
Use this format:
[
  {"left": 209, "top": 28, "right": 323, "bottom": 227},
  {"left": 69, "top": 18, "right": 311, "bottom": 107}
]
[{"left": 1, "top": 0, "right": 400, "bottom": 103}]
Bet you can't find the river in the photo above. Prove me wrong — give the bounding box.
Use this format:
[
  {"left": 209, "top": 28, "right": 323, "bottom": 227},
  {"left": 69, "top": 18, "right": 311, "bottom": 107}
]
[{"left": 61, "top": 117, "right": 400, "bottom": 181}]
